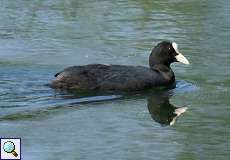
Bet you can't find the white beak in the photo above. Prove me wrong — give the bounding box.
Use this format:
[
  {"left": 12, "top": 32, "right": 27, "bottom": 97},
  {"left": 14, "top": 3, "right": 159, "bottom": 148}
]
[{"left": 172, "top": 42, "right": 190, "bottom": 65}]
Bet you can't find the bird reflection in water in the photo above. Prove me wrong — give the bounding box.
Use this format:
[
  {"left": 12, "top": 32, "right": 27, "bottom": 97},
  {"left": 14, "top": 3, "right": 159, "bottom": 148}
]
[{"left": 147, "top": 92, "right": 187, "bottom": 126}]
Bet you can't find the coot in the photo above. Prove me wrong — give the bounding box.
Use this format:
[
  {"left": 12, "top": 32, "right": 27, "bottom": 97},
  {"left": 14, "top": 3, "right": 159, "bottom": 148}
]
[{"left": 50, "top": 41, "right": 189, "bottom": 91}]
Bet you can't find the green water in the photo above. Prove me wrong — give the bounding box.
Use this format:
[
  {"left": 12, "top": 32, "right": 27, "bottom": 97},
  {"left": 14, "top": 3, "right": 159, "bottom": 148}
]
[{"left": 0, "top": 0, "right": 229, "bottom": 159}]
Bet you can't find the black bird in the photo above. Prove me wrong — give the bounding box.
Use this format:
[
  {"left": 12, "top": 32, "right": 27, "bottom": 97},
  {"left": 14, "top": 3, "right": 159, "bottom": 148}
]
[{"left": 50, "top": 41, "right": 189, "bottom": 91}]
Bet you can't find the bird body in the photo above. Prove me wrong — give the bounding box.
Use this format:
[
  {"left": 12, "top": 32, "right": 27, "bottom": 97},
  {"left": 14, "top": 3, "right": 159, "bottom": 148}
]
[
  {"left": 50, "top": 64, "right": 175, "bottom": 91},
  {"left": 50, "top": 41, "right": 189, "bottom": 92}
]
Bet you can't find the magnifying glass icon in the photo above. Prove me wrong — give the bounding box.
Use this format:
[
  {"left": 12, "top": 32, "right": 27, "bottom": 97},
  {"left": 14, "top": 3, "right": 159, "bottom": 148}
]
[{"left": 3, "top": 141, "right": 18, "bottom": 157}]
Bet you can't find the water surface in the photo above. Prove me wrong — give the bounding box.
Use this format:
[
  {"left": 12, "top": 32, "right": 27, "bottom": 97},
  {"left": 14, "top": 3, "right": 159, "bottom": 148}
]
[{"left": 0, "top": 0, "right": 229, "bottom": 159}]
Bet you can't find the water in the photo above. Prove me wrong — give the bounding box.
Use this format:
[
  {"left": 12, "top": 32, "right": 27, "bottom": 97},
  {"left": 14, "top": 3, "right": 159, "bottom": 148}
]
[{"left": 0, "top": 0, "right": 229, "bottom": 159}]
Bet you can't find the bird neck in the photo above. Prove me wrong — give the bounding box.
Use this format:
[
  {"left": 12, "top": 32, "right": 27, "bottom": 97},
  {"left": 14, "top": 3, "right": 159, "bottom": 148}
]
[
  {"left": 150, "top": 64, "right": 172, "bottom": 73},
  {"left": 150, "top": 64, "right": 171, "bottom": 72},
  {"left": 150, "top": 64, "right": 175, "bottom": 84},
  {"left": 149, "top": 53, "right": 171, "bottom": 68}
]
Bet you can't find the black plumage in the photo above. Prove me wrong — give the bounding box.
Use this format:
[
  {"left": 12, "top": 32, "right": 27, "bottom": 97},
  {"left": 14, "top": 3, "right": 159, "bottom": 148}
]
[{"left": 50, "top": 41, "right": 189, "bottom": 91}]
